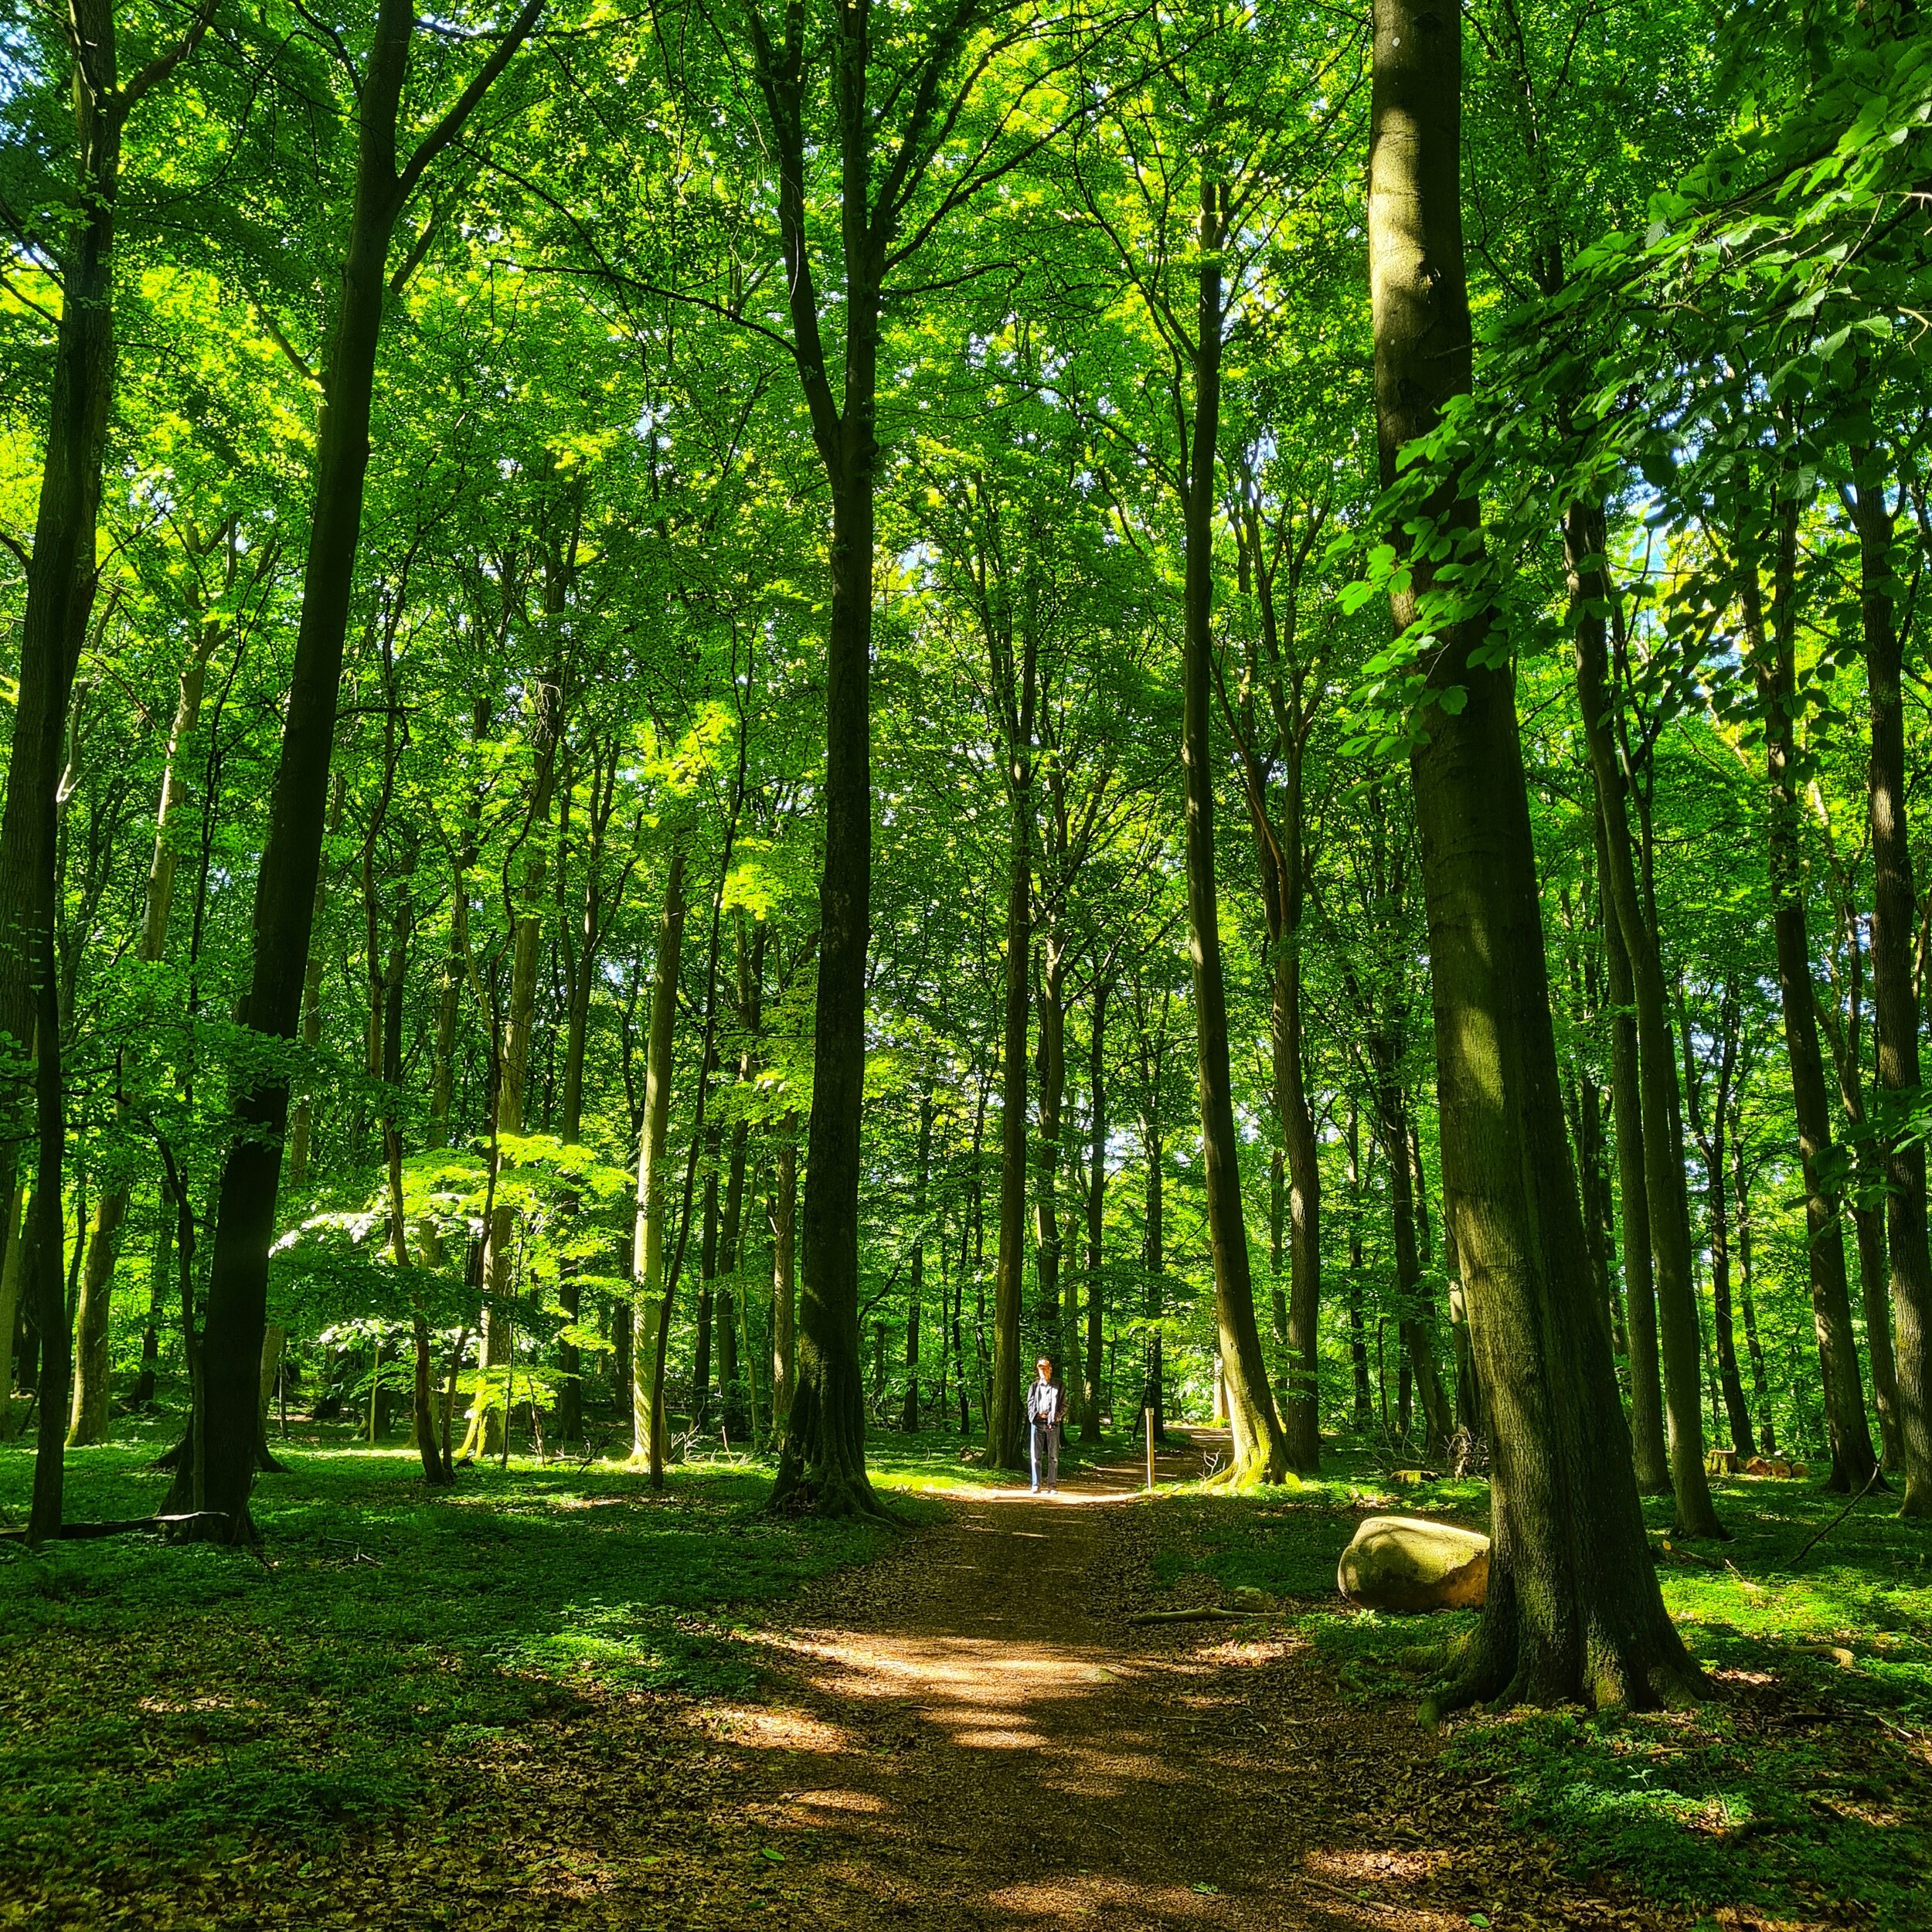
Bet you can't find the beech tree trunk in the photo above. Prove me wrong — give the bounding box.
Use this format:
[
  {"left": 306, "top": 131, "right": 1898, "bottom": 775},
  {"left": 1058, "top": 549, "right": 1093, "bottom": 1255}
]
[
  {"left": 631, "top": 850, "right": 685, "bottom": 1475},
  {"left": 1371, "top": 0, "right": 1696, "bottom": 1706},
  {"left": 1570, "top": 506, "right": 1723, "bottom": 1537},
  {"left": 1594, "top": 806, "right": 1670, "bottom": 1492},
  {"left": 1181, "top": 178, "right": 1286, "bottom": 1485},
  {"left": 1750, "top": 547, "right": 1880, "bottom": 1495},
  {"left": 770, "top": 1114, "right": 798, "bottom": 1437},
  {"left": 1082, "top": 978, "right": 1107, "bottom": 1440},
  {"left": 1853, "top": 456, "right": 1932, "bottom": 1515},
  {"left": 69, "top": 612, "right": 222, "bottom": 1444},
  {"left": 1033, "top": 936, "right": 1067, "bottom": 1364},
  {"left": 903, "top": 1083, "right": 934, "bottom": 1431},
  {"left": 988, "top": 624, "right": 1036, "bottom": 1471},
  {"left": 176, "top": 0, "right": 543, "bottom": 1541},
  {"left": 1345, "top": 1098, "right": 1373, "bottom": 1430},
  {"left": 2, "top": 0, "right": 146, "bottom": 1541}
]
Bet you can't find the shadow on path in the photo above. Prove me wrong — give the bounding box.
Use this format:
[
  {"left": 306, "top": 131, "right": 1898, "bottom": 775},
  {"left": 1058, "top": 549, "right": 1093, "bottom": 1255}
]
[{"left": 704, "top": 1435, "right": 1680, "bottom": 1930}]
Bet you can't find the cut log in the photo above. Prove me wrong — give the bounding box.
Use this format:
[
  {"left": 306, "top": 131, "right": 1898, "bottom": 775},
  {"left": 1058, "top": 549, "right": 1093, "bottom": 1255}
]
[
  {"left": 0, "top": 1512, "right": 229, "bottom": 1543},
  {"left": 1337, "top": 1514, "right": 1489, "bottom": 1613}
]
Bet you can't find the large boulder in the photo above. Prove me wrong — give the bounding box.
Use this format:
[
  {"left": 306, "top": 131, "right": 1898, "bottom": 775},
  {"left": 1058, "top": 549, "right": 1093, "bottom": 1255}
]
[{"left": 1337, "top": 1515, "right": 1489, "bottom": 1613}]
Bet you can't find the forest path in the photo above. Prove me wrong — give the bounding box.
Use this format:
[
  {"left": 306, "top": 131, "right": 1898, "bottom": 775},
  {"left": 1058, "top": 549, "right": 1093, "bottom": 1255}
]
[{"left": 717, "top": 1436, "right": 1677, "bottom": 1931}]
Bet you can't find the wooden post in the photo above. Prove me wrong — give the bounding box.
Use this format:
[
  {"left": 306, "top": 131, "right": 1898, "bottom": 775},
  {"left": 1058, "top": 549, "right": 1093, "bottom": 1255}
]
[{"left": 1145, "top": 1406, "right": 1155, "bottom": 1493}]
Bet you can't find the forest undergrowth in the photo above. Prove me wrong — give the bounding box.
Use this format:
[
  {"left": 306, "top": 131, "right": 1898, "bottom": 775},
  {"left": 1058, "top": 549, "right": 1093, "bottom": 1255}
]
[
  {"left": 1149, "top": 1455, "right": 1932, "bottom": 1930},
  {"left": 0, "top": 1423, "right": 903, "bottom": 1930},
  {"left": 3, "top": 1428, "right": 1927, "bottom": 1930}
]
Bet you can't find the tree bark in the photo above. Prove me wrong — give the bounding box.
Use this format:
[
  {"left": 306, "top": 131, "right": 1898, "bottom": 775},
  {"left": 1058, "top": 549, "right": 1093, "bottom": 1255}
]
[
  {"left": 903, "top": 1083, "right": 934, "bottom": 1430},
  {"left": 770, "top": 1113, "right": 798, "bottom": 1437},
  {"left": 2, "top": 0, "right": 141, "bottom": 1540},
  {"left": 1371, "top": 0, "right": 1696, "bottom": 1706},
  {"left": 1081, "top": 975, "right": 1107, "bottom": 1440},
  {"left": 175, "top": 0, "right": 543, "bottom": 1540},
  {"left": 631, "top": 850, "right": 685, "bottom": 1474},
  {"left": 1594, "top": 804, "right": 1670, "bottom": 1492},
  {"left": 1033, "top": 935, "right": 1066, "bottom": 1362},
  {"left": 1181, "top": 177, "right": 1285, "bottom": 1485},
  {"left": 1852, "top": 454, "right": 1932, "bottom": 1514},
  {"left": 1345, "top": 1097, "right": 1373, "bottom": 1430},
  {"left": 1749, "top": 544, "right": 1881, "bottom": 1495},
  {"left": 988, "top": 624, "right": 1036, "bottom": 1471},
  {"left": 477, "top": 656, "right": 563, "bottom": 1455},
  {"left": 69, "top": 607, "right": 223, "bottom": 1444},
  {"left": 1569, "top": 505, "right": 1723, "bottom": 1536}
]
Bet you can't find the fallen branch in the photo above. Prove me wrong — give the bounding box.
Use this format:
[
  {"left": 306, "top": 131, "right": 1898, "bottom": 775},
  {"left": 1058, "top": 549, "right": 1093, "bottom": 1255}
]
[
  {"left": 1786, "top": 1464, "right": 1881, "bottom": 1570},
  {"left": 1128, "top": 1605, "right": 1257, "bottom": 1624},
  {"left": 0, "top": 1512, "right": 229, "bottom": 1544}
]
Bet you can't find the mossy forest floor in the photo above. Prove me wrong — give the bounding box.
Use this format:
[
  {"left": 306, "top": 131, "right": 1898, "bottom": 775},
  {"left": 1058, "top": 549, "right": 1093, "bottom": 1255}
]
[{"left": 0, "top": 1419, "right": 1925, "bottom": 1930}]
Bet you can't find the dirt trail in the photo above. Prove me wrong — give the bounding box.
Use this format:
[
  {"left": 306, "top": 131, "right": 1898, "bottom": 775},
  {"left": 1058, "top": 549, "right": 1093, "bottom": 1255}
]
[{"left": 715, "top": 1437, "right": 1677, "bottom": 1931}]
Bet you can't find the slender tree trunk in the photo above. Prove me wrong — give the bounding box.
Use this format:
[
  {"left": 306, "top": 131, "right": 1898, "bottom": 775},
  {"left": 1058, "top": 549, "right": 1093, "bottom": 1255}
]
[
  {"left": 1570, "top": 506, "right": 1723, "bottom": 1536},
  {"left": 1594, "top": 806, "right": 1670, "bottom": 1492},
  {"left": 772, "top": 456, "right": 885, "bottom": 1517},
  {"left": 631, "top": 850, "right": 685, "bottom": 1474},
  {"left": 989, "top": 631, "right": 1036, "bottom": 1471},
  {"left": 1753, "top": 558, "right": 1880, "bottom": 1494},
  {"left": 1854, "top": 458, "right": 1932, "bottom": 1514},
  {"left": 478, "top": 662, "right": 562, "bottom": 1455},
  {"left": 692, "top": 1123, "right": 719, "bottom": 1430},
  {"left": 719, "top": 1115, "right": 750, "bottom": 1440},
  {"left": 1082, "top": 978, "right": 1107, "bottom": 1440},
  {"left": 1372, "top": 1048, "right": 1451, "bottom": 1458},
  {"left": 69, "top": 630, "right": 219, "bottom": 1444},
  {"left": 1277, "top": 952, "right": 1321, "bottom": 1471},
  {"left": 1371, "top": 0, "right": 1696, "bottom": 1705},
  {"left": 177, "top": 0, "right": 542, "bottom": 1539},
  {"left": 1345, "top": 1097, "right": 1373, "bottom": 1430},
  {"left": 903, "top": 1083, "right": 934, "bottom": 1431},
  {"left": 770, "top": 1114, "right": 798, "bottom": 1437},
  {"left": 3, "top": 0, "right": 136, "bottom": 1539},
  {"left": 1140, "top": 1123, "right": 1165, "bottom": 1440},
  {"left": 1033, "top": 936, "right": 1066, "bottom": 1359},
  {"left": 286, "top": 775, "right": 347, "bottom": 1192},
  {"left": 1182, "top": 178, "right": 1286, "bottom": 1485},
  {"left": 1733, "top": 1143, "right": 1775, "bottom": 1453}
]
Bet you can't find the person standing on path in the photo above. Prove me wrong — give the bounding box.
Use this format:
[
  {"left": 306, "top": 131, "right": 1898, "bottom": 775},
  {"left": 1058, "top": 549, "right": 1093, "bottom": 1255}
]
[{"left": 1027, "top": 1357, "right": 1063, "bottom": 1493}]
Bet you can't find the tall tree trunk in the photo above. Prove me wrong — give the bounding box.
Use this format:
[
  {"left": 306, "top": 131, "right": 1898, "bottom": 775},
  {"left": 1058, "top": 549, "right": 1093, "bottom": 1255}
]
[
  {"left": 1371, "top": 0, "right": 1695, "bottom": 1706},
  {"left": 1733, "top": 1138, "right": 1775, "bottom": 1453},
  {"left": 1345, "top": 1097, "right": 1373, "bottom": 1430},
  {"left": 1594, "top": 804, "right": 1670, "bottom": 1492},
  {"left": 692, "top": 1122, "right": 719, "bottom": 1430},
  {"left": 2, "top": 0, "right": 142, "bottom": 1539},
  {"left": 286, "top": 775, "right": 347, "bottom": 1192},
  {"left": 69, "top": 618, "right": 221, "bottom": 1444},
  {"left": 631, "top": 850, "right": 685, "bottom": 1473},
  {"left": 1276, "top": 923, "right": 1321, "bottom": 1470},
  {"left": 988, "top": 630, "right": 1037, "bottom": 1471},
  {"left": 719, "top": 1116, "right": 750, "bottom": 1440},
  {"left": 1033, "top": 936, "right": 1066, "bottom": 1362},
  {"left": 1182, "top": 177, "right": 1285, "bottom": 1485},
  {"left": 770, "top": 1114, "right": 798, "bottom": 1437},
  {"left": 1853, "top": 455, "right": 1932, "bottom": 1514},
  {"left": 903, "top": 1083, "right": 934, "bottom": 1431},
  {"left": 478, "top": 658, "right": 563, "bottom": 1456},
  {"left": 1372, "top": 1046, "right": 1451, "bottom": 1458},
  {"left": 1082, "top": 977, "right": 1107, "bottom": 1440},
  {"left": 1750, "top": 553, "right": 1880, "bottom": 1494},
  {"left": 1570, "top": 505, "right": 1723, "bottom": 1536},
  {"left": 1140, "top": 1121, "right": 1165, "bottom": 1441},
  {"left": 175, "top": 0, "right": 541, "bottom": 1539}
]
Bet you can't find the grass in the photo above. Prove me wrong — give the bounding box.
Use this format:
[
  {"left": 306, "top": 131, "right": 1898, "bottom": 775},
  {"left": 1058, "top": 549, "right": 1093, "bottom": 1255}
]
[
  {"left": 0, "top": 1414, "right": 896, "bottom": 1923},
  {"left": 1143, "top": 1439, "right": 1932, "bottom": 1930}
]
